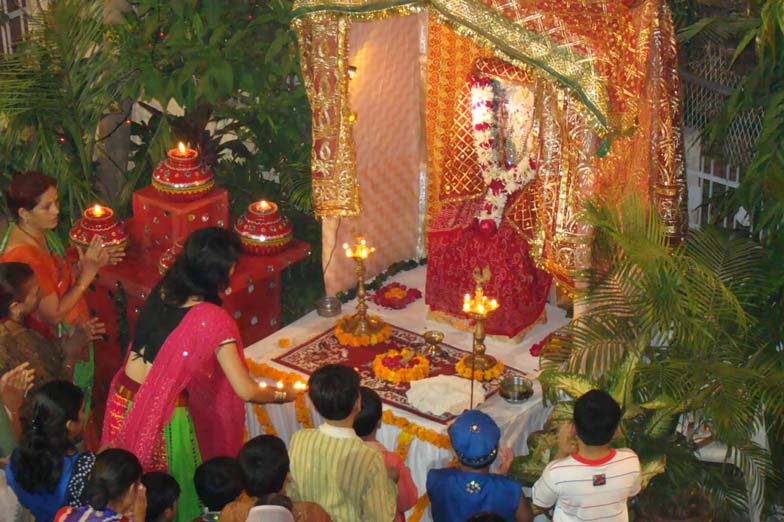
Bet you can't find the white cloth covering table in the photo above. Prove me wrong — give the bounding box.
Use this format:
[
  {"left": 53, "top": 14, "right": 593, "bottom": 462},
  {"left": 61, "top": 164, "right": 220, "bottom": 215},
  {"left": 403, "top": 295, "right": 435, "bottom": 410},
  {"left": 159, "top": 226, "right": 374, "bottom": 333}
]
[{"left": 243, "top": 266, "right": 568, "bottom": 521}]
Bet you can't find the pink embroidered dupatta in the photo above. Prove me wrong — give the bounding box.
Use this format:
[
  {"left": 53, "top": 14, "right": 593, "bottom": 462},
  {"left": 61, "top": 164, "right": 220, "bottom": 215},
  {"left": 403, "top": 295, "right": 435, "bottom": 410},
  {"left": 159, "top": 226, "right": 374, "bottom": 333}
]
[{"left": 101, "top": 303, "right": 246, "bottom": 470}]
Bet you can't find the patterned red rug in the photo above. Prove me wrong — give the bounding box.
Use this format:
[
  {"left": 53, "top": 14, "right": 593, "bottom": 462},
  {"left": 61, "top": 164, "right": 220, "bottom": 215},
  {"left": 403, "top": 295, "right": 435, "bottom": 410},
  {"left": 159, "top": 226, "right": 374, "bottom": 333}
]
[{"left": 273, "top": 324, "right": 527, "bottom": 424}]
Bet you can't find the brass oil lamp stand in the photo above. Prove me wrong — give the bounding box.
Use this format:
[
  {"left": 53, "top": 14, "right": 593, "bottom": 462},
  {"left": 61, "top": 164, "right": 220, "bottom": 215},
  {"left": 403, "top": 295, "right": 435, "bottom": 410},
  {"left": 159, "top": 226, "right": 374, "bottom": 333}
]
[
  {"left": 462, "top": 267, "right": 500, "bottom": 407},
  {"left": 340, "top": 237, "right": 387, "bottom": 337}
]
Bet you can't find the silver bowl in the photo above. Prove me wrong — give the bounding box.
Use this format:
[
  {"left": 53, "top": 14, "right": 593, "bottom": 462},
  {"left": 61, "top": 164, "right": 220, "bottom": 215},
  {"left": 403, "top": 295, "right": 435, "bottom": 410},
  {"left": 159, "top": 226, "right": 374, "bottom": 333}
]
[
  {"left": 500, "top": 375, "right": 533, "bottom": 404},
  {"left": 316, "top": 296, "right": 342, "bottom": 317}
]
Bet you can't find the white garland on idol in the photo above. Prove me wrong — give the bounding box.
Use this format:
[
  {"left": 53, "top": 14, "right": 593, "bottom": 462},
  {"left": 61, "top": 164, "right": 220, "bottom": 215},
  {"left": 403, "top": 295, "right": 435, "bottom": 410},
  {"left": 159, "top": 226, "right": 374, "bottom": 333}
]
[{"left": 470, "top": 76, "right": 537, "bottom": 228}]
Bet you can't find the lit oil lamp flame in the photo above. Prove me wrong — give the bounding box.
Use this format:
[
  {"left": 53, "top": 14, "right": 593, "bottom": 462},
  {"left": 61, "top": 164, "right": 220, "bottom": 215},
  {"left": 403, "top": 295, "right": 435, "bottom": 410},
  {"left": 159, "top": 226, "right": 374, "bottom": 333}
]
[
  {"left": 91, "top": 204, "right": 105, "bottom": 218},
  {"left": 463, "top": 289, "right": 499, "bottom": 317},
  {"left": 177, "top": 142, "right": 187, "bottom": 156},
  {"left": 256, "top": 200, "right": 270, "bottom": 211},
  {"left": 344, "top": 237, "right": 375, "bottom": 259}
]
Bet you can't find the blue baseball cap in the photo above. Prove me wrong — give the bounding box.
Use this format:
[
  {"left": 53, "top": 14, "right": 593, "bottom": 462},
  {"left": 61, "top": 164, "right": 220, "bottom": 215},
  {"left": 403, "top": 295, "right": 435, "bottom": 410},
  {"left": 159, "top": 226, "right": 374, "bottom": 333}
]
[{"left": 448, "top": 410, "right": 500, "bottom": 468}]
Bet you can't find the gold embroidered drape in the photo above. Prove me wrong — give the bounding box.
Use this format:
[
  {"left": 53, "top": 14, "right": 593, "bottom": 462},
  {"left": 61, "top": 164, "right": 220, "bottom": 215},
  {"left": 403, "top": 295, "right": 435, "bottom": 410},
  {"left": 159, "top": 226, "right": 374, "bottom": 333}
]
[{"left": 293, "top": 0, "right": 687, "bottom": 281}]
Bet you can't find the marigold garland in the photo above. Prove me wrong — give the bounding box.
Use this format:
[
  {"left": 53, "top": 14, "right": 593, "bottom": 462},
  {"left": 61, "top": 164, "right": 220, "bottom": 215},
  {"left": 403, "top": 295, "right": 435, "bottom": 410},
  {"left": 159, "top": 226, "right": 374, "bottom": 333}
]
[
  {"left": 395, "top": 430, "right": 416, "bottom": 461},
  {"left": 245, "top": 359, "right": 314, "bottom": 429},
  {"left": 372, "top": 348, "right": 430, "bottom": 383},
  {"left": 407, "top": 493, "right": 430, "bottom": 522},
  {"left": 381, "top": 410, "right": 452, "bottom": 451},
  {"left": 252, "top": 403, "right": 278, "bottom": 436},
  {"left": 334, "top": 315, "right": 392, "bottom": 346},
  {"left": 455, "top": 355, "right": 504, "bottom": 382}
]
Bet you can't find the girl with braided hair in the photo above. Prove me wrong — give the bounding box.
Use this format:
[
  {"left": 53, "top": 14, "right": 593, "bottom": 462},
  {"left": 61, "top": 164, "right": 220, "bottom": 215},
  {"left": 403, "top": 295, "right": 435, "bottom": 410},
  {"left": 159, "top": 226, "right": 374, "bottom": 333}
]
[{"left": 5, "top": 380, "right": 95, "bottom": 522}]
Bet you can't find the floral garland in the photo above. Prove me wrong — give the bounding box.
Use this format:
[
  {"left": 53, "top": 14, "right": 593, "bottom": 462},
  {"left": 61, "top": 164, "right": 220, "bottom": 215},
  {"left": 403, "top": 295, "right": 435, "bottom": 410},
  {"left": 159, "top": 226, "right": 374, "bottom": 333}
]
[
  {"left": 334, "top": 315, "right": 392, "bottom": 347},
  {"left": 252, "top": 403, "right": 278, "bottom": 436},
  {"left": 529, "top": 333, "right": 553, "bottom": 357},
  {"left": 455, "top": 355, "right": 504, "bottom": 382},
  {"left": 372, "top": 348, "right": 430, "bottom": 384},
  {"left": 381, "top": 410, "right": 452, "bottom": 454},
  {"left": 372, "top": 282, "right": 422, "bottom": 310},
  {"left": 470, "top": 75, "right": 537, "bottom": 233},
  {"left": 408, "top": 493, "right": 430, "bottom": 522},
  {"left": 395, "top": 431, "right": 415, "bottom": 462},
  {"left": 245, "top": 359, "right": 313, "bottom": 429}
]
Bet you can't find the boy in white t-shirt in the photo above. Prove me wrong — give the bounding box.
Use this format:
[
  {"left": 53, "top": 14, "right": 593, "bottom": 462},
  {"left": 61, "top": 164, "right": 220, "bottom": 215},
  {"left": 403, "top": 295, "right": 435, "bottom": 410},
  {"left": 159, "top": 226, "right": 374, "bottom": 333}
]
[{"left": 532, "top": 389, "right": 641, "bottom": 522}]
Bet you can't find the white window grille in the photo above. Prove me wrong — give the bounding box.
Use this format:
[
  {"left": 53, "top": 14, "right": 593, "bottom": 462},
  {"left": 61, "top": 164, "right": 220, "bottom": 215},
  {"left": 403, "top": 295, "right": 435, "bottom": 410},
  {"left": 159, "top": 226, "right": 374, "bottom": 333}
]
[
  {"left": 685, "top": 126, "right": 747, "bottom": 232},
  {"left": 0, "top": 0, "right": 29, "bottom": 55}
]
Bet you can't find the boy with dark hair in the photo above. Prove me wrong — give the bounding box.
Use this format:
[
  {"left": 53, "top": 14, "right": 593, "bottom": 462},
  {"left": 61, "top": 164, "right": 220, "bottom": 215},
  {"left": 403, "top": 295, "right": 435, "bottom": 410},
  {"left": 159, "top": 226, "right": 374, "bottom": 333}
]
[
  {"left": 426, "top": 409, "right": 533, "bottom": 522},
  {"left": 289, "top": 365, "right": 396, "bottom": 522},
  {"left": 353, "top": 387, "right": 418, "bottom": 522},
  {"left": 192, "top": 457, "right": 244, "bottom": 521},
  {"left": 141, "top": 471, "right": 180, "bottom": 522},
  {"left": 532, "top": 389, "right": 641, "bottom": 522}
]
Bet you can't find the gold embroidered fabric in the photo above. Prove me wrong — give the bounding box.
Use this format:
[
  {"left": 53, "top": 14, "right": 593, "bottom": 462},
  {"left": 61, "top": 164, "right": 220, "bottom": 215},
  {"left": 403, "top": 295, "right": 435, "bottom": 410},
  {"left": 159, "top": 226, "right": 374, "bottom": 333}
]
[
  {"left": 293, "top": 14, "right": 359, "bottom": 217},
  {"left": 294, "top": 0, "right": 686, "bottom": 260},
  {"left": 424, "top": 0, "right": 687, "bottom": 284}
]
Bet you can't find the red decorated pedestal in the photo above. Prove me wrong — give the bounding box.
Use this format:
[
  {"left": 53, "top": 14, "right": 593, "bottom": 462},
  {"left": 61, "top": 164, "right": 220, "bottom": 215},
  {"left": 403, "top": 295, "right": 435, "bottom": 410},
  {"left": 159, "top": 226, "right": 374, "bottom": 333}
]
[
  {"left": 234, "top": 200, "right": 293, "bottom": 255},
  {"left": 69, "top": 205, "right": 129, "bottom": 248},
  {"left": 131, "top": 185, "right": 228, "bottom": 250},
  {"left": 152, "top": 144, "right": 214, "bottom": 201}
]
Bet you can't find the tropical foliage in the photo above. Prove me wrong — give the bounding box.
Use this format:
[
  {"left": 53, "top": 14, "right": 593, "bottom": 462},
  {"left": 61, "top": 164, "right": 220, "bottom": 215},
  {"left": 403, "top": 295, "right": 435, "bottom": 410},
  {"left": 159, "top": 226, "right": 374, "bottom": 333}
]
[
  {"left": 0, "top": 0, "right": 130, "bottom": 229},
  {"left": 0, "top": 0, "right": 322, "bottom": 320},
  {"left": 676, "top": 0, "right": 784, "bottom": 344},
  {"left": 510, "top": 198, "right": 783, "bottom": 517}
]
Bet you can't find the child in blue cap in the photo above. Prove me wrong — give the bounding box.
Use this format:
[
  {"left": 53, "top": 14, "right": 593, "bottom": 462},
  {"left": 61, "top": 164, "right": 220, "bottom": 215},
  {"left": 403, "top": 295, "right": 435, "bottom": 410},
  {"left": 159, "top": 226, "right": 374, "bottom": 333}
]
[{"left": 426, "top": 410, "right": 533, "bottom": 522}]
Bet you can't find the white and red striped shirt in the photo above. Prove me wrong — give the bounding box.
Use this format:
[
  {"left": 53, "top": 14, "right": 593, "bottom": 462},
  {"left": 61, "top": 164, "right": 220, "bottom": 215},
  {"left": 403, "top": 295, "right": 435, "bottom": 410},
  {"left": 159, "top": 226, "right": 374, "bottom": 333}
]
[{"left": 532, "top": 448, "right": 641, "bottom": 522}]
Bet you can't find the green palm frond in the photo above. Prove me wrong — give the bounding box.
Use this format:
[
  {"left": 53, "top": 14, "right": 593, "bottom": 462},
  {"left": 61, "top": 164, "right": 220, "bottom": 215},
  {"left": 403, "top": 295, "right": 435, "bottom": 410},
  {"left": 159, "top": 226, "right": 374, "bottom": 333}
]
[
  {"left": 534, "top": 197, "right": 777, "bottom": 512},
  {"left": 539, "top": 372, "right": 597, "bottom": 400},
  {"left": 0, "top": 0, "right": 129, "bottom": 225}
]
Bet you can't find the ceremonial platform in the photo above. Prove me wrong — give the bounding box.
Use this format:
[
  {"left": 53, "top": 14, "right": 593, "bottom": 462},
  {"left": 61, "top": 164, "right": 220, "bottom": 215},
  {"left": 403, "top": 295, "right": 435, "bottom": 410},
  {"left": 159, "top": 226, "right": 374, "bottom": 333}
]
[{"left": 243, "top": 265, "right": 569, "bottom": 521}]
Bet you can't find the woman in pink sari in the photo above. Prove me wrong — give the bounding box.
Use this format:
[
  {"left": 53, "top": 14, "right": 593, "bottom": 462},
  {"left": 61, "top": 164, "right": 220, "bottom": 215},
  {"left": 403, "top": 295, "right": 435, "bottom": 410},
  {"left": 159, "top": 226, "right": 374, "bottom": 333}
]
[{"left": 101, "top": 227, "right": 302, "bottom": 522}]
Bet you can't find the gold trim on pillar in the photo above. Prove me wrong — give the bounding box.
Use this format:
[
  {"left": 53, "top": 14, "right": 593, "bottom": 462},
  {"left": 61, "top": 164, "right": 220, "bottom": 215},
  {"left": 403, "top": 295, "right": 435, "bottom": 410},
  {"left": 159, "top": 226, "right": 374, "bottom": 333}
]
[{"left": 293, "top": 13, "right": 360, "bottom": 217}]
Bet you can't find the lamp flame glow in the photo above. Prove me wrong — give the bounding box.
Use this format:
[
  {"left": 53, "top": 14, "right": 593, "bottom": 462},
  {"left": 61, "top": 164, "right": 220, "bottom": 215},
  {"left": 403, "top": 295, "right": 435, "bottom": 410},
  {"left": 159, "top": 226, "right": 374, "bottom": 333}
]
[
  {"left": 343, "top": 237, "right": 375, "bottom": 259},
  {"left": 177, "top": 142, "right": 187, "bottom": 156}
]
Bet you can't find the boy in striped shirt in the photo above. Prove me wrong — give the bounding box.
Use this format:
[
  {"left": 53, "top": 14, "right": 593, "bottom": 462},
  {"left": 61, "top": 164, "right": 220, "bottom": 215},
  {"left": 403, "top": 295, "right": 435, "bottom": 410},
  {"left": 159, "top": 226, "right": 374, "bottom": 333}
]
[
  {"left": 532, "top": 390, "right": 641, "bottom": 522},
  {"left": 289, "top": 364, "right": 397, "bottom": 522}
]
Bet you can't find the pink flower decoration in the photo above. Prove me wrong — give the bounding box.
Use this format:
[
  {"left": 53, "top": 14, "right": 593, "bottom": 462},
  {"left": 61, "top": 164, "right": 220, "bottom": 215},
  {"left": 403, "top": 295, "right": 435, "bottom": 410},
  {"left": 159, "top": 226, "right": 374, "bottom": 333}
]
[
  {"left": 489, "top": 179, "right": 504, "bottom": 195},
  {"left": 529, "top": 334, "right": 552, "bottom": 357},
  {"left": 478, "top": 219, "right": 497, "bottom": 236}
]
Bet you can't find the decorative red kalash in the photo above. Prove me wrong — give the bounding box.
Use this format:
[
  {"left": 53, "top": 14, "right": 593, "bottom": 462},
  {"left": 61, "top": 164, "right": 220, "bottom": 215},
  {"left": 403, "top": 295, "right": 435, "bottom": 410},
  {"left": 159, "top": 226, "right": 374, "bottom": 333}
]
[
  {"left": 233, "top": 200, "right": 293, "bottom": 255},
  {"left": 158, "top": 240, "right": 184, "bottom": 275},
  {"left": 69, "top": 204, "right": 130, "bottom": 248},
  {"left": 152, "top": 142, "right": 214, "bottom": 201}
]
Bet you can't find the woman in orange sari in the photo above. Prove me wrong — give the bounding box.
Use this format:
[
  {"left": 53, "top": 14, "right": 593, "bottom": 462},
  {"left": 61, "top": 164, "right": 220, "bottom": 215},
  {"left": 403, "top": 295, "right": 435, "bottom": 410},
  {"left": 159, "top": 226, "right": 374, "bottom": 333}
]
[{"left": 0, "top": 172, "right": 121, "bottom": 438}]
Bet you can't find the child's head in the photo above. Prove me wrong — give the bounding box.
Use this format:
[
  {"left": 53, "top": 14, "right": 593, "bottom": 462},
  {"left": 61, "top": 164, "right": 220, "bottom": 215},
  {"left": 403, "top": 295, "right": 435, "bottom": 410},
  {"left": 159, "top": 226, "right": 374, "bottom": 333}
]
[
  {"left": 0, "top": 262, "right": 40, "bottom": 321},
  {"left": 448, "top": 410, "right": 500, "bottom": 469},
  {"left": 193, "top": 457, "right": 244, "bottom": 512},
  {"left": 254, "top": 492, "right": 294, "bottom": 511},
  {"left": 87, "top": 449, "right": 143, "bottom": 512},
  {"left": 12, "top": 380, "right": 84, "bottom": 493},
  {"left": 573, "top": 389, "right": 621, "bottom": 446},
  {"left": 308, "top": 364, "right": 360, "bottom": 421},
  {"left": 353, "top": 387, "right": 382, "bottom": 439},
  {"left": 142, "top": 472, "right": 180, "bottom": 522},
  {"left": 238, "top": 435, "right": 290, "bottom": 498}
]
